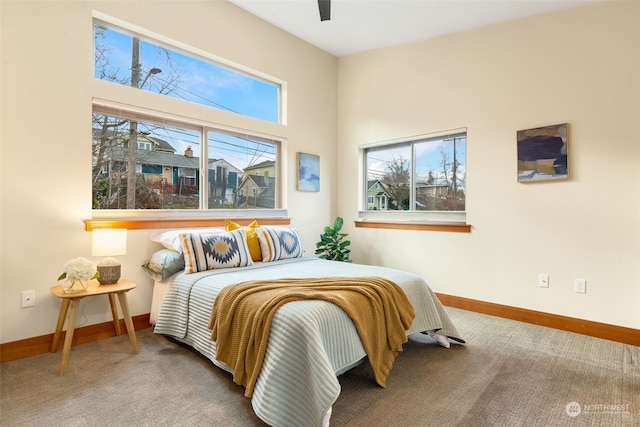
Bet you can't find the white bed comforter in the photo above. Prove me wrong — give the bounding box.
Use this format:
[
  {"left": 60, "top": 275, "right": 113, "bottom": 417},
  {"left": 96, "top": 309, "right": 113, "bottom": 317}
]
[{"left": 154, "top": 257, "right": 463, "bottom": 427}]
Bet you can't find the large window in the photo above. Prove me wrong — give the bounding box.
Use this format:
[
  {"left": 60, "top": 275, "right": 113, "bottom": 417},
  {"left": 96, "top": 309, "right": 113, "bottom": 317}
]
[
  {"left": 362, "top": 130, "right": 466, "bottom": 220},
  {"left": 92, "top": 16, "right": 283, "bottom": 213}
]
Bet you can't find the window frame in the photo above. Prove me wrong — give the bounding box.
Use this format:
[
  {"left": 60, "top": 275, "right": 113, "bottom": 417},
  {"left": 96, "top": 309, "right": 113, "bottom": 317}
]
[
  {"left": 358, "top": 128, "right": 469, "bottom": 230},
  {"left": 90, "top": 12, "right": 289, "bottom": 225}
]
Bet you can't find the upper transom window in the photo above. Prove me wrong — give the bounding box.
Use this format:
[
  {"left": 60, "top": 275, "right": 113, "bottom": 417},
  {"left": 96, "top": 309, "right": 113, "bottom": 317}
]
[{"left": 94, "top": 21, "right": 281, "bottom": 123}]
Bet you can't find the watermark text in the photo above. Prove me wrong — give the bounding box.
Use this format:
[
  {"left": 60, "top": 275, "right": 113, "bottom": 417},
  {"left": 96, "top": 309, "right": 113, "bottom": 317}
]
[{"left": 566, "top": 401, "right": 630, "bottom": 418}]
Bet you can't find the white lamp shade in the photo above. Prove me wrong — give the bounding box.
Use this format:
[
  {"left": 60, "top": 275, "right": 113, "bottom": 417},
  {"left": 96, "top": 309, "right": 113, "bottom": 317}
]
[{"left": 92, "top": 228, "right": 127, "bottom": 257}]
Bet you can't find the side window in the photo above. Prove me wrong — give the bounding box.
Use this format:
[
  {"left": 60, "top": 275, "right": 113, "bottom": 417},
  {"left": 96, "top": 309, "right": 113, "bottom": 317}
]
[{"left": 363, "top": 131, "right": 466, "bottom": 214}]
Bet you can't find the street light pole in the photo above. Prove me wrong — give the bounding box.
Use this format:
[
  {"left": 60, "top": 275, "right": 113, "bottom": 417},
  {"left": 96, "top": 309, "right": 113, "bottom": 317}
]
[
  {"left": 126, "top": 36, "right": 161, "bottom": 209},
  {"left": 140, "top": 67, "right": 162, "bottom": 87},
  {"left": 126, "top": 37, "right": 140, "bottom": 209}
]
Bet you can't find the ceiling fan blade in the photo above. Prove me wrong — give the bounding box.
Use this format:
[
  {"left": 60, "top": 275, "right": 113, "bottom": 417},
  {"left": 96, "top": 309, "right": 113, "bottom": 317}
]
[{"left": 318, "top": 0, "right": 331, "bottom": 21}]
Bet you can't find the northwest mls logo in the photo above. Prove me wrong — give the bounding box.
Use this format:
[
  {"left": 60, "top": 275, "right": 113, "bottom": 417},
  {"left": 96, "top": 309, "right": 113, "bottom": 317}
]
[
  {"left": 565, "top": 401, "right": 630, "bottom": 417},
  {"left": 565, "top": 401, "right": 581, "bottom": 417}
]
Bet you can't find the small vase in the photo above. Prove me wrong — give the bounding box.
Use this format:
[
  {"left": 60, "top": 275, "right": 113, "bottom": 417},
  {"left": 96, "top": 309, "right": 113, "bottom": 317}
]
[{"left": 63, "top": 280, "right": 88, "bottom": 294}]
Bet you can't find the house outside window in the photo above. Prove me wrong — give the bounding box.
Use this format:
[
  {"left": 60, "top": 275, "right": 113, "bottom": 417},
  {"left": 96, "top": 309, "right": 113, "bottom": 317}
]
[{"left": 366, "top": 180, "right": 391, "bottom": 210}]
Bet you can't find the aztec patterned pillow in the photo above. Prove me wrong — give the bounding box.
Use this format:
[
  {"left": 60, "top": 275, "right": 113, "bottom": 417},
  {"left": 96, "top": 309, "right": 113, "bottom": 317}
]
[
  {"left": 181, "top": 228, "right": 253, "bottom": 273},
  {"left": 255, "top": 226, "right": 304, "bottom": 262}
]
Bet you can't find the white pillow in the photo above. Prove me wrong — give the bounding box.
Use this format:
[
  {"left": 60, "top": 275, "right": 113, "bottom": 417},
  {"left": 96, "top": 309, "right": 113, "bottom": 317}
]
[{"left": 151, "top": 228, "right": 224, "bottom": 252}]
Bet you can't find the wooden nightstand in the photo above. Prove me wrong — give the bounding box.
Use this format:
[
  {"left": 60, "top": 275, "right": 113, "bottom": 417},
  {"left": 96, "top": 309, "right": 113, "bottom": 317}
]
[{"left": 50, "top": 278, "right": 139, "bottom": 376}]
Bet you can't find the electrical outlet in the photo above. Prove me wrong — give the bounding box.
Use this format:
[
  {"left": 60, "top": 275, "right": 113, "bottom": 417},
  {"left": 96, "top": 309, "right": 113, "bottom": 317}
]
[
  {"left": 574, "top": 279, "right": 586, "bottom": 293},
  {"left": 21, "top": 290, "right": 35, "bottom": 308},
  {"left": 538, "top": 274, "right": 549, "bottom": 288}
]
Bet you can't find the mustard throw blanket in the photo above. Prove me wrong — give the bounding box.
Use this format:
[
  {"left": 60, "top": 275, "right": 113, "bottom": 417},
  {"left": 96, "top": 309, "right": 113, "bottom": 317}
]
[{"left": 208, "top": 276, "right": 416, "bottom": 397}]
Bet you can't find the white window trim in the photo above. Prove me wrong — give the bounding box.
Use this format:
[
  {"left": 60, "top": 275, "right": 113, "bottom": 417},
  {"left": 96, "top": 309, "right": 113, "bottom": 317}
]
[{"left": 91, "top": 209, "right": 288, "bottom": 221}]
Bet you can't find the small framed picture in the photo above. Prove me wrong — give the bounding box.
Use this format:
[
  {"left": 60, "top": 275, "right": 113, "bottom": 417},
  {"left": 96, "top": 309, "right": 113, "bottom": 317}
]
[
  {"left": 517, "top": 123, "right": 568, "bottom": 182},
  {"left": 297, "top": 152, "right": 320, "bottom": 192}
]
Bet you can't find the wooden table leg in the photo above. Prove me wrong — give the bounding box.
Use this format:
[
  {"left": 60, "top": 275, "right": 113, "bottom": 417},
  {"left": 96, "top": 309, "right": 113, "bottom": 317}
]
[
  {"left": 108, "top": 293, "right": 122, "bottom": 336},
  {"left": 51, "top": 299, "right": 70, "bottom": 353},
  {"left": 59, "top": 299, "right": 79, "bottom": 376},
  {"left": 116, "top": 291, "right": 139, "bottom": 354}
]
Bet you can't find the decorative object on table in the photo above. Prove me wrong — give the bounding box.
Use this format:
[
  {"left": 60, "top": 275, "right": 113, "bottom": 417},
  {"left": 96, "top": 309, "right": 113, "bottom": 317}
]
[
  {"left": 57, "top": 257, "right": 99, "bottom": 294},
  {"left": 92, "top": 228, "right": 127, "bottom": 284},
  {"left": 517, "top": 123, "right": 568, "bottom": 182},
  {"left": 297, "top": 152, "right": 320, "bottom": 192},
  {"left": 315, "top": 216, "right": 351, "bottom": 262}
]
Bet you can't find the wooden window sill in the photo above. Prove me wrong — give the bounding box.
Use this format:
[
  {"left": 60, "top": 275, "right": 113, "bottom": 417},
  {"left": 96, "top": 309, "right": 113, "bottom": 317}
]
[
  {"left": 354, "top": 220, "right": 470, "bottom": 233},
  {"left": 84, "top": 217, "right": 291, "bottom": 231}
]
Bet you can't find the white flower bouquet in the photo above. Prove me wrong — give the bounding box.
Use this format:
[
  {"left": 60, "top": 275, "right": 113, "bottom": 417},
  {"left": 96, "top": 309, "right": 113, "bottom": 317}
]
[{"left": 58, "top": 257, "right": 99, "bottom": 292}]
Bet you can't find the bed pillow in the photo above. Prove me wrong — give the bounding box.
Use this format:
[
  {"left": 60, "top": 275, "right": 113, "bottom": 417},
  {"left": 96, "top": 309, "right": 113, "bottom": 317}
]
[
  {"left": 141, "top": 249, "right": 185, "bottom": 281},
  {"left": 181, "top": 228, "right": 253, "bottom": 273},
  {"left": 255, "top": 226, "right": 304, "bottom": 262},
  {"left": 151, "top": 228, "right": 224, "bottom": 252},
  {"left": 225, "top": 218, "right": 262, "bottom": 262}
]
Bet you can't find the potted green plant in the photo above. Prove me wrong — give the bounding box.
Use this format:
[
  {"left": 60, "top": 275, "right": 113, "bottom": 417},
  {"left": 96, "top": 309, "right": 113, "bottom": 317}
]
[{"left": 315, "top": 216, "right": 351, "bottom": 262}]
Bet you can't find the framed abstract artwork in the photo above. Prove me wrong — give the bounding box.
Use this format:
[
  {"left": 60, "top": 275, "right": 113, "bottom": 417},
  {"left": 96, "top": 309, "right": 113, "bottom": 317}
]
[
  {"left": 297, "top": 152, "right": 320, "bottom": 192},
  {"left": 517, "top": 123, "right": 568, "bottom": 182}
]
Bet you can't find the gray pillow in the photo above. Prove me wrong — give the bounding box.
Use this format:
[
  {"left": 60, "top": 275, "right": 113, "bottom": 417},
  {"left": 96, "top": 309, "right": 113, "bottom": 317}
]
[{"left": 142, "top": 249, "right": 185, "bottom": 281}]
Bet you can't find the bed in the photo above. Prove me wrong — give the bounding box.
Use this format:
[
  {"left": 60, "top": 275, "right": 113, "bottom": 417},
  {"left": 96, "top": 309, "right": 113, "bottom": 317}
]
[{"left": 148, "top": 226, "right": 464, "bottom": 427}]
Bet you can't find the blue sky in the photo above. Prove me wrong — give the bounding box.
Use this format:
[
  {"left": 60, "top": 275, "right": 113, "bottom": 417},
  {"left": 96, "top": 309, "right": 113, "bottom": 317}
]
[{"left": 367, "top": 136, "right": 466, "bottom": 187}]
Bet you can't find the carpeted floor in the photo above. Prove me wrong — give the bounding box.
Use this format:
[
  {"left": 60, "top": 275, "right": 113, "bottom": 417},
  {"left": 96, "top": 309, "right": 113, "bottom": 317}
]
[{"left": 1, "top": 308, "right": 637, "bottom": 426}]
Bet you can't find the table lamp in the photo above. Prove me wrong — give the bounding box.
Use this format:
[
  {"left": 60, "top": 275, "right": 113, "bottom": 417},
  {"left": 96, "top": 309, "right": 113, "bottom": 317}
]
[{"left": 92, "top": 228, "right": 127, "bottom": 285}]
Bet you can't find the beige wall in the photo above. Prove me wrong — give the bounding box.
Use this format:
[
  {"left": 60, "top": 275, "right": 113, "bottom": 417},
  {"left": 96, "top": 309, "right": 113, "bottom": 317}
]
[
  {"left": 0, "top": 1, "right": 336, "bottom": 343},
  {"left": 337, "top": 1, "right": 640, "bottom": 329},
  {"left": 1, "top": 0, "right": 638, "bottom": 345}
]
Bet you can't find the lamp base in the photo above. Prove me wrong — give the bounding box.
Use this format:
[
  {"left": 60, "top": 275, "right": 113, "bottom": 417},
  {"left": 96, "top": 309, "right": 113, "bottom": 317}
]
[{"left": 97, "top": 264, "right": 121, "bottom": 285}]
